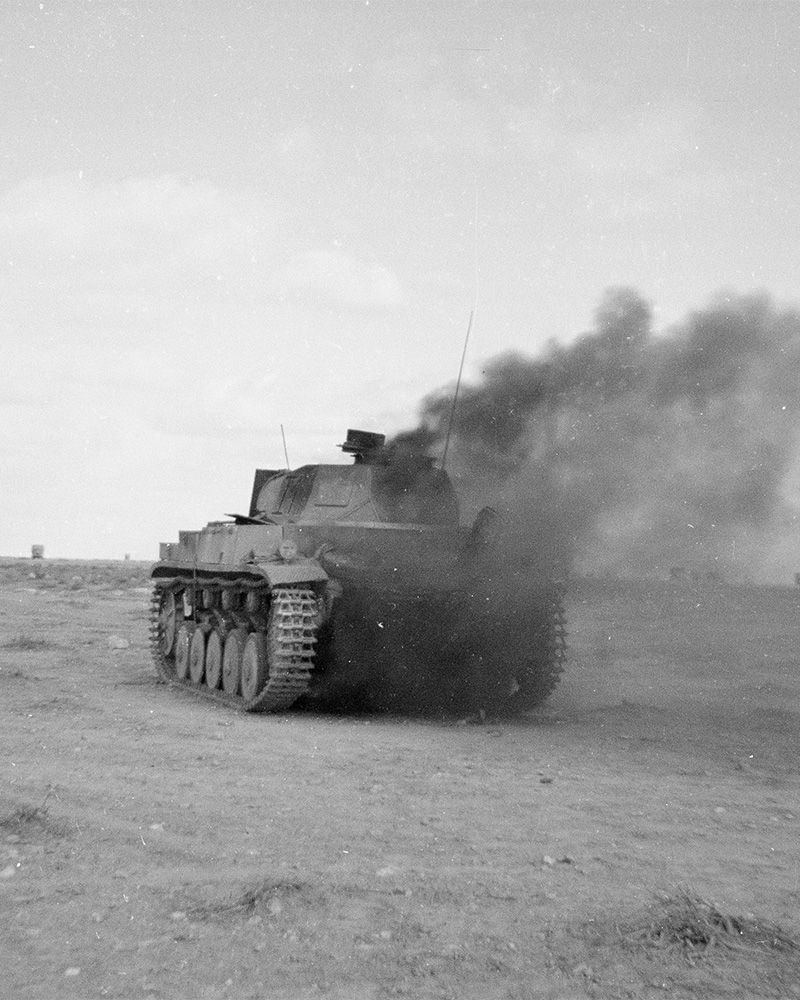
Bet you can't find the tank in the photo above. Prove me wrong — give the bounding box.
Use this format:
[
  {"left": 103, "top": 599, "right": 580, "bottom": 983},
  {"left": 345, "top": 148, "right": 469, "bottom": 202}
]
[{"left": 148, "top": 429, "right": 566, "bottom": 714}]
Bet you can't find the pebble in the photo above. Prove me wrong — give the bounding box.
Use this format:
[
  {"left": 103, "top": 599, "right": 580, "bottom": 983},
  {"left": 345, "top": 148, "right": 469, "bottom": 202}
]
[
  {"left": 64, "top": 967, "right": 81, "bottom": 977},
  {"left": 441, "top": 944, "right": 463, "bottom": 958},
  {"left": 108, "top": 636, "right": 130, "bottom": 649},
  {"left": 170, "top": 911, "right": 188, "bottom": 922}
]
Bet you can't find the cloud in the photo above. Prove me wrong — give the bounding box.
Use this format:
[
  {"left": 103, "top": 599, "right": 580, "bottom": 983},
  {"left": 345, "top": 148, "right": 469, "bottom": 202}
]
[
  {"left": 1, "top": 173, "right": 280, "bottom": 309},
  {"left": 565, "top": 100, "right": 743, "bottom": 221},
  {"left": 3, "top": 173, "right": 252, "bottom": 254},
  {"left": 371, "top": 40, "right": 494, "bottom": 157},
  {"left": 270, "top": 249, "right": 405, "bottom": 313},
  {"left": 499, "top": 89, "right": 738, "bottom": 225},
  {"left": 571, "top": 101, "right": 703, "bottom": 180},
  {"left": 1, "top": 173, "right": 407, "bottom": 336}
]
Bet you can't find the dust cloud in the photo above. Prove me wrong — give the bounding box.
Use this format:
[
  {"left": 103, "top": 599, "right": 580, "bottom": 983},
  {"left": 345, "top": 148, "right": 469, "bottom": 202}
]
[{"left": 395, "top": 289, "right": 800, "bottom": 583}]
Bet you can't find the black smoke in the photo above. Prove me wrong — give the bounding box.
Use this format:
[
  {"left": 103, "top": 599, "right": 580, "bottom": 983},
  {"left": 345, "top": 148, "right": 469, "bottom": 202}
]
[{"left": 395, "top": 289, "right": 800, "bottom": 582}]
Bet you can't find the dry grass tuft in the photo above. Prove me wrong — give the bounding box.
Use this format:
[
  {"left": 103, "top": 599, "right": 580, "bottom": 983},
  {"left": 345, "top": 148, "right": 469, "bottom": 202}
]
[
  {"left": 616, "top": 891, "right": 800, "bottom": 964},
  {"left": 0, "top": 787, "right": 55, "bottom": 831},
  {"left": 189, "top": 878, "right": 304, "bottom": 920}
]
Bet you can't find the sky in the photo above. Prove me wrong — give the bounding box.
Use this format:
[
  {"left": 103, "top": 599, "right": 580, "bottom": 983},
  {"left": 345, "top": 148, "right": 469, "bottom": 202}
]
[{"left": 2, "top": 1, "right": 799, "bottom": 560}]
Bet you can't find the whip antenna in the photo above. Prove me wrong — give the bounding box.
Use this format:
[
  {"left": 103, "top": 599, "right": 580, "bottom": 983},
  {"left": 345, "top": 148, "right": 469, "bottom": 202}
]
[
  {"left": 442, "top": 179, "right": 479, "bottom": 471},
  {"left": 441, "top": 308, "right": 473, "bottom": 471},
  {"left": 280, "top": 424, "right": 291, "bottom": 472}
]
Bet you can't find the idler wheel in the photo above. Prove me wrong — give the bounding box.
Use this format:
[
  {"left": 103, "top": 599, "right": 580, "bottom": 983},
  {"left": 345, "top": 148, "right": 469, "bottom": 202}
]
[
  {"left": 189, "top": 629, "right": 206, "bottom": 685},
  {"left": 222, "top": 627, "right": 248, "bottom": 695},
  {"left": 204, "top": 630, "right": 224, "bottom": 690},
  {"left": 159, "top": 590, "right": 179, "bottom": 657},
  {"left": 241, "top": 633, "right": 268, "bottom": 701},
  {"left": 175, "top": 623, "right": 195, "bottom": 681}
]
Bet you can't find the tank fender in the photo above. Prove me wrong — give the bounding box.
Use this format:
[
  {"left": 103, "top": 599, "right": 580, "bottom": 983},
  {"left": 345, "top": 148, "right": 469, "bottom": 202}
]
[
  {"left": 253, "top": 560, "right": 329, "bottom": 587},
  {"left": 316, "top": 546, "right": 367, "bottom": 579}
]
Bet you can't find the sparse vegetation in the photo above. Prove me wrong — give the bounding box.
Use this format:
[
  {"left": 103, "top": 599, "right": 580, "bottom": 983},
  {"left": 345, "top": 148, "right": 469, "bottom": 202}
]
[
  {"left": 0, "top": 557, "right": 152, "bottom": 590},
  {"left": 616, "top": 891, "right": 800, "bottom": 963},
  {"left": 0, "top": 787, "right": 55, "bottom": 831},
  {"left": 550, "top": 890, "right": 800, "bottom": 998},
  {"left": 188, "top": 878, "right": 305, "bottom": 920}
]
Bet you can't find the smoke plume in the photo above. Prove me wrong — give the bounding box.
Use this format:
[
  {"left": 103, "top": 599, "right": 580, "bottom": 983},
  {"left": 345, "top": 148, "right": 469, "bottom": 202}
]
[{"left": 396, "top": 289, "right": 800, "bottom": 583}]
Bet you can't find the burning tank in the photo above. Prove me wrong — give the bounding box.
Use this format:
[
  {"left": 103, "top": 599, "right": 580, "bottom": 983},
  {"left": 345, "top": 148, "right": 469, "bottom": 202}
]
[{"left": 149, "top": 429, "right": 566, "bottom": 714}]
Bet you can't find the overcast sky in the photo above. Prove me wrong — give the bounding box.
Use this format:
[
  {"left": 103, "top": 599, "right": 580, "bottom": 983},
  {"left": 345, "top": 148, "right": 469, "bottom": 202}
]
[{"left": 2, "top": 1, "right": 799, "bottom": 559}]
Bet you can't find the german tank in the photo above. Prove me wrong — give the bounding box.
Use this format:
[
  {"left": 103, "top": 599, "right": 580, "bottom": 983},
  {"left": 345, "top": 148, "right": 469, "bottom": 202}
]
[{"left": 149, "top": 429, "right": 566, "bottom": 714}]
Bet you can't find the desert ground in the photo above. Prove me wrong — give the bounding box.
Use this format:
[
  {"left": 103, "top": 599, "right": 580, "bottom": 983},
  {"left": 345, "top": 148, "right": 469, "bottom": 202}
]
[{"left": 1, "top": 557, "right": 798, "bottom": 1000}]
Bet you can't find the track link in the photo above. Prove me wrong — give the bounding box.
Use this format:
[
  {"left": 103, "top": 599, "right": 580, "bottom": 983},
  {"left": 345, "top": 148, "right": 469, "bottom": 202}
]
[{"left": 149, "top": 579, "right": 319, "bottom": 712}]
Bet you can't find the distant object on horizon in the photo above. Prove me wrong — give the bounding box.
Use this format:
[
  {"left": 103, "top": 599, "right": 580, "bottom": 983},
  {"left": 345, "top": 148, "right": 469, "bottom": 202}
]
[{"left": 31, "top": 545, "right": 44, "bottom": 560}]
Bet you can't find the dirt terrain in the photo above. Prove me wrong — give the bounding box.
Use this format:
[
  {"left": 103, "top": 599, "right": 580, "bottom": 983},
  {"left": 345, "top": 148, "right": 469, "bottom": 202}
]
[{"left": 1, "top": 558, "right": 798, "bottom": 1000}]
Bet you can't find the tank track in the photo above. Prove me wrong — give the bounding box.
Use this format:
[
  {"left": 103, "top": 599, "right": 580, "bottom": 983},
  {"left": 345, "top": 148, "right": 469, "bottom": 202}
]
[
  {"left": 537, "top": 584, "right": 568, "bottom": 692},
  {"left": 148, "top": 578, "right": 319, "bottom": 712},
  {"left": 507, "top": 583, "right": 568, "bottom": 711}
]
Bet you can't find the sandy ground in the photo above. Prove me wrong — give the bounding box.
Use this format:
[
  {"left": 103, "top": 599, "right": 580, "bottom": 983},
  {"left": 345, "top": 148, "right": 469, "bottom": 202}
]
[{"left": 1, "top": 560, "right": 798, "bottom": 999}]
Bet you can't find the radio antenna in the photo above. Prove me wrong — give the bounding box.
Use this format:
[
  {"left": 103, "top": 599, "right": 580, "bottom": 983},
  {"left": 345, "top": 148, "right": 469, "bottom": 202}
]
[
  {"left": 442, "top": 181, "right": 480, "bottom": 471},
  {"left": 441, "top": 309, "right": 473, "bottom": 471},
  {"left": 280, "top": 424, "right": 291, "bottom": 471}
]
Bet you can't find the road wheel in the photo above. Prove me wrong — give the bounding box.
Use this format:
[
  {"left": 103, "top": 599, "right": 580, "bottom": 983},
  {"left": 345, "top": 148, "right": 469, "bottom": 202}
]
[
  {"left": 222, "top": 628, "right": 247, "bottom": 695},
  {"left": 205, "top": 630, "right": 224, "bottom": 690},
  {"left": 189, "top": 629, "right": 206, "bottom": 685},
  {"left": 175, "top": 624, "right": 194, "bottom": 681},
  {"left": 241, "top": 633, "right": 268, "bottom": 701}
]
